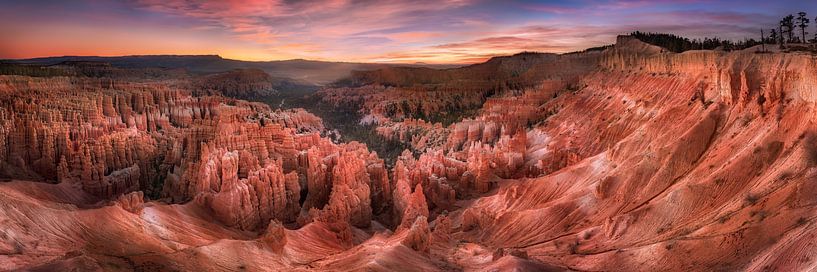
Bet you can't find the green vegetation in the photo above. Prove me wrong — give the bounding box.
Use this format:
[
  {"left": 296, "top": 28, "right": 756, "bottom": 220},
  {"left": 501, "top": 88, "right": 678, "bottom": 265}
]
[
  {"left": 633, "top": 12, "right": 817, "bottom": 53},
  {"left": 796, "top": 12, "right": 810, "bottom": 43},
  {"left": 0, "top": 61, "right": 188, "bottom": 79},
  {"left": 629, "top": 31, "right": 762, "bottom": 52},
  {"left": 262, "top": 93, "right": 411, "bottom": 166},
  {"left": 427, "top": 108, "right": 479, "bottom": 126},
  {"left": 0, "top": 62, "right": 72, "bottom": 77},
  {"left": 781, "top": 14, "right": 796, "bottom": 43}
]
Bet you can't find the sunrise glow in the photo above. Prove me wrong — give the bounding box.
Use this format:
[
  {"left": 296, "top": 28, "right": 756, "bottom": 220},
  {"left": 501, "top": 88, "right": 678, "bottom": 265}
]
[{"left": 2, "top": 0, "right": 815, "bottom": 63}]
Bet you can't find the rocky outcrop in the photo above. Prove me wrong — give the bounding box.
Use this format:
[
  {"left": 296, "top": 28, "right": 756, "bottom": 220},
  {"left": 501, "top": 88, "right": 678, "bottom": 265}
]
[
  {"left": 190, "top": 68, "right": 277, "bottom": 98},
  {"left": 0, "top": 75, "right": 389, "bottom": 233},
  {"left": 113, "top": 191, "right": 144, "bottom": 213},
  {"left": 375, "top": 118, "right": 449, "bottom": 151},
  {"left": 401, "top": 216, "right": 431, "bottom": 253},
  {"left": 445, "top": 39, "right": 817, "bottom": 271},
  {"left": 261, "top": 219, "right": 288, "bottom": 253},
  {"left": 204, "top": 152, "right": 300, "bottom": 230},
  {"left": 398, "top": 184, "right": 429, "bottom": 230},
  {"left": 0, "top": 76, "right": 325, "bottom": 200}
]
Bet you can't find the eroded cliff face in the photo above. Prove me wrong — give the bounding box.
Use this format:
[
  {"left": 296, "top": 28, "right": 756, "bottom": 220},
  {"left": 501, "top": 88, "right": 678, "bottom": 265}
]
[
  {"left": 0, "top": 76, "right": 394, "bottom": 233},
  {"left": 2, "top": 37, "right": 817, "bottom": 271},
  {"left": 440, "top": 39, "right": 817, "bottom": 271},
  {"left": 314, "top": 37, "right": 817, "bottom": 271}
]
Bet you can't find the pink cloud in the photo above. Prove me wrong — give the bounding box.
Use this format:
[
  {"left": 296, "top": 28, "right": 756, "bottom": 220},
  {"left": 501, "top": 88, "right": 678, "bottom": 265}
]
[
  {"left": 523, "top": 4, "right": 581, "bottom": 14},
  {"left": 130, "top": 0, "right": 479, "bottom": 60}
]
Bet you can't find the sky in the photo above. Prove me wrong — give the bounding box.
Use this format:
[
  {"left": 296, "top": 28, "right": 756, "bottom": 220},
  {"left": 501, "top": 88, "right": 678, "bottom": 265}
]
[{"left": 1, "top": 0, "right": 816, "bottom": 64}]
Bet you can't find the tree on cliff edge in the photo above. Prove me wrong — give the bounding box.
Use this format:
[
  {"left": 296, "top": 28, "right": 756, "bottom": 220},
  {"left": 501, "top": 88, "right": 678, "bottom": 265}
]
[
  {"left": 782, "top": 14, "right": 795, "bottom": 43},
  {"left": 796, "top": 12, "right": 809, "bottom": 44},
  {"left": 778, "top": 22, "right": 785, "bottom": 47}
]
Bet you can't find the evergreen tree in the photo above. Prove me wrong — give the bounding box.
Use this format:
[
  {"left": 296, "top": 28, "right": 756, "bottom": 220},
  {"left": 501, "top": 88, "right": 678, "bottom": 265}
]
[
  {"left": 782, "top": 14, "right": 795, "bottom": 43},
  {"left": 400, "top": 100, "right": 411, "bottom": 119},
  {"left": 797, "top": 12, "right": 810, "bottom": 43},
  {"left": 629, "top": 32, "right": 761, "bottom": 52},
  {"left": 779, "top": 23, "right": 785, "bottom": 46}
]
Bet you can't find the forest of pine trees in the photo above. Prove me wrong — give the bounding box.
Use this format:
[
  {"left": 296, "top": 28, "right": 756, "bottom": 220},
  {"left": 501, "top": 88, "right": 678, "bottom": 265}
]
[
  {"left": 630, "top": 31, "right": 762, "bottom": 53},
  {"left": 631, "top": 12, "right": 817, "bottom": 53}
]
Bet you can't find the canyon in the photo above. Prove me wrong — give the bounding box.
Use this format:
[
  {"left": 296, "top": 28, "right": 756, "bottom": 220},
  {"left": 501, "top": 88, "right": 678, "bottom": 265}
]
[{"left": 2, "top": 36, "right": 817, "bottom": 271}]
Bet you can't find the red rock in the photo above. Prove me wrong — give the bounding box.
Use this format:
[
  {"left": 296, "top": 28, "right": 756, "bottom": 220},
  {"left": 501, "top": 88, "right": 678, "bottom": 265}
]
[
  {"left": 430, "top": 214, "right": 452, "bottom": 246},
  {"left": 398, "top": 184, "right": 429, "bottom": 230},
  {"left": 401, "top": 216, "right": 430, "bottom": 253},
  {"left": 315, "top": 151, "right": 373, "bottom": 228},
  {"left": 260, "top": 219, "right": 287, "bottom": 254},
  {"left": 114, "top": 191, "right": 144, "bottom": 213},
  {"left": 209, "top": 151, "right": 260, "bottom": 230}
]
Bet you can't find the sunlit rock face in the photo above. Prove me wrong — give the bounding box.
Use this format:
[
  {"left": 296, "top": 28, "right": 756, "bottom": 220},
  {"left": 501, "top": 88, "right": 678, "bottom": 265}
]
[{"left": 3, "top": 36, "right": 817, "bottom": 271}]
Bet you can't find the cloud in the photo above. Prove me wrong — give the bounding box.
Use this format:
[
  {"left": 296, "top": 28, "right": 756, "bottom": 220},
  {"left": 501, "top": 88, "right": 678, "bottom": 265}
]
[
  {"left": 130, "top": 0, "right": 479, "bottom": 60},
  {"left": 5, "top": 0, "right": 817, "bottom": 62},
  {"left": 522, "top": 3, "right": 580, "bottom": 14},
  {"left": 368, "top": 26, "right": 599, "bottom": 64},
  {"left": 432, "top": 36, "right": 571, "bottom": 52}
]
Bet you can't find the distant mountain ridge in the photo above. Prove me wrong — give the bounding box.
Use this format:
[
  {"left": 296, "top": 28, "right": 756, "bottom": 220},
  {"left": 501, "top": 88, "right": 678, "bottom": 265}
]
[{"left": 5, "top": 55, "right": 460, "bottom": 85}]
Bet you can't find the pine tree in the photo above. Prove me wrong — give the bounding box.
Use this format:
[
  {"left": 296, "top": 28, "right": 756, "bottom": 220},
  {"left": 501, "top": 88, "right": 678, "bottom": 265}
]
[
  {"left": 778, "top": 22, "right": 785, "bottom": 46},
  {"left": 782, "top": 14, "right": 795, "bottom": 43},
  {"left": 797, "top": 12, "right": 810, "bottom": 44}
]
